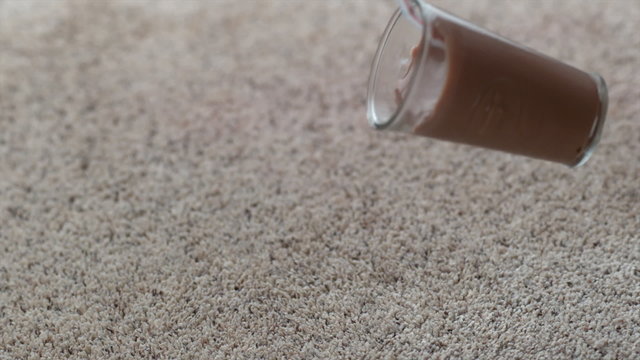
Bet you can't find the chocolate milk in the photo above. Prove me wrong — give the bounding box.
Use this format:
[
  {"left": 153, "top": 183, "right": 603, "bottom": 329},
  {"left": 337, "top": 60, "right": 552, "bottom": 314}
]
[{"left": 373, "top": 4, "right": 608, "bottom": 166}]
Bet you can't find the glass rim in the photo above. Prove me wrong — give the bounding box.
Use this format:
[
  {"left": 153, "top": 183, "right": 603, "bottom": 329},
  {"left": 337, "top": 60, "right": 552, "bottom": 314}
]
[{"left": 367, "top": 1, "right": 429, "bottom": 130}]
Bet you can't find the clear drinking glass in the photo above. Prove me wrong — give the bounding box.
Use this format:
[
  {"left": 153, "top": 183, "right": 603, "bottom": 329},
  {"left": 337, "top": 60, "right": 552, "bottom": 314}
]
[{"left": 367, "top": 0, "right": 608, "bottom": 167}]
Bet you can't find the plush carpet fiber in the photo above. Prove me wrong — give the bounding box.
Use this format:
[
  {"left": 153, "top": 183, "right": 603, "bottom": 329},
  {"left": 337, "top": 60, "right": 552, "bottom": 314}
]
[{"left": 1, "top": 0, "right": 639, "bottom": 358}]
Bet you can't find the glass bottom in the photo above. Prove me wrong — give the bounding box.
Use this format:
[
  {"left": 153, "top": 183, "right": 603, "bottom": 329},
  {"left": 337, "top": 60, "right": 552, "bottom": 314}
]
[{"left": 572, "top": 73, "right": 608, "bottom": 168}]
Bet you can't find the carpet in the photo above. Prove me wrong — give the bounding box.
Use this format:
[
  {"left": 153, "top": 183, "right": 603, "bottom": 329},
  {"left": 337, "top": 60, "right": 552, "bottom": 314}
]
[{"left": 1, "top": 0, "right": 638, "bottom": 358}]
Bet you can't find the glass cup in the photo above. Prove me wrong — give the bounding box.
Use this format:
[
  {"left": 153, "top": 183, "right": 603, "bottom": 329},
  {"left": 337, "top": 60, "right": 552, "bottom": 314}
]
[{"left": 367, "top": 0, "right": 608, "bottom": 167}]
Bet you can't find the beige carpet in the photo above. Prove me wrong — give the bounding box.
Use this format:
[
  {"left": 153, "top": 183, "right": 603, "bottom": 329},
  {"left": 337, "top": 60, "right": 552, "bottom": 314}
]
[{"left": 1, "top": 0, "right": 639, "bottom": 358}]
